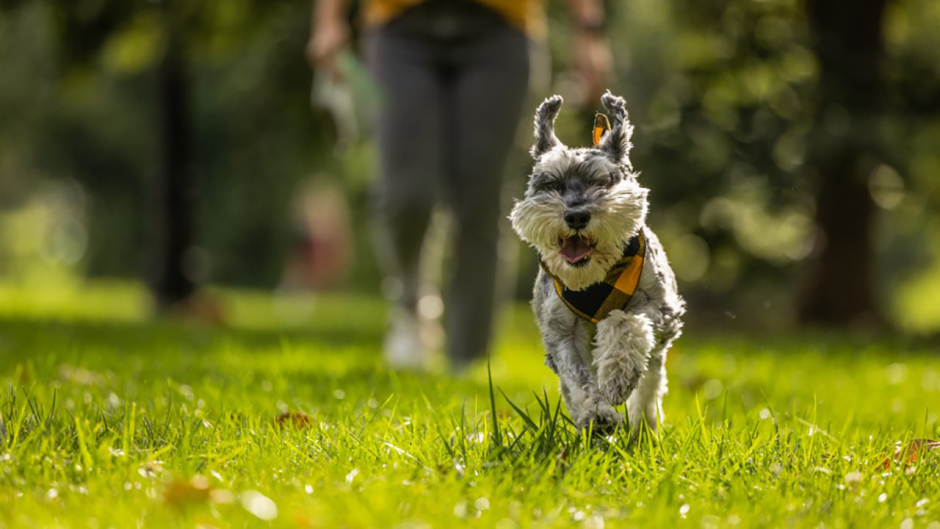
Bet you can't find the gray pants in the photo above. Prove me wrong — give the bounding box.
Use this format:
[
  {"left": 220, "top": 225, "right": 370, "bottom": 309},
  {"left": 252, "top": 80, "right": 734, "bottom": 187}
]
[{"left": 367, "top": 0, "right": 531, "bottom": 365}]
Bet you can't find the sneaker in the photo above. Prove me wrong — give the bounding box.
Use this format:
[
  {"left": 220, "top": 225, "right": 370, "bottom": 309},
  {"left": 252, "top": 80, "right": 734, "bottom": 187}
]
[{"left": 384, "top": 309, "right": 431, "bottom": 371}]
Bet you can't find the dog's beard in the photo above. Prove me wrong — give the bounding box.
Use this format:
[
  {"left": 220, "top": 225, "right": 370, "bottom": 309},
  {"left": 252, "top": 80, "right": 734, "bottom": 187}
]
[{"left": 511, "top": 179, "right": 649, "bottom": 291}]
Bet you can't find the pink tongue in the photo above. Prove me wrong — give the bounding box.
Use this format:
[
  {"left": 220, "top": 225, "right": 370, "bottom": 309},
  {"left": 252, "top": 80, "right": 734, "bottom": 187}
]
[{"left": 560, "top": 236, "right": 592, "bottom": 263}]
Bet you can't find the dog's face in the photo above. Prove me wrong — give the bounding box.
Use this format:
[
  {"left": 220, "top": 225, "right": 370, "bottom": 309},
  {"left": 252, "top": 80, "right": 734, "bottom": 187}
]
[{"left": 510, "top": 93, "right": 648, "bottom": 291}]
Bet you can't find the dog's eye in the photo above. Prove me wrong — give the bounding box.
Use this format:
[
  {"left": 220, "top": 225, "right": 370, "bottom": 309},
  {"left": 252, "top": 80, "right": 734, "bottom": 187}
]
[
  {"left": 583, "top": 171, "right": 616, "bottom": 189},
  {"left": 538, "top": 180, "right": 565, "bottom": 193}
]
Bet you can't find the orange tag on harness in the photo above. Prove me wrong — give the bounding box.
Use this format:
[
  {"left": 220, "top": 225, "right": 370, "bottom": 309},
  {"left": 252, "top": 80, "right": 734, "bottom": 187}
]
[{"left": 593, "top": 113, "right": 611, "bottom": 145}]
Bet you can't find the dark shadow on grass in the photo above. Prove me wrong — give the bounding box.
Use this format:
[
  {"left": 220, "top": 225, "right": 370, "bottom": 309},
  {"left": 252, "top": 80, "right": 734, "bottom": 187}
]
[
  {"left": 0, "top": 314, "right": 384, "bottom": 360},
  {"left": 0, "top": 315, "right": 531, "bottom": 411}
]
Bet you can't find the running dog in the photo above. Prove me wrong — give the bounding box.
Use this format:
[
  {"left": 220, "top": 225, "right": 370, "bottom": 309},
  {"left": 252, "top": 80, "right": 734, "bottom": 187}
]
[{"left": 510, "top": 92, "right": 685, "bottom": 435}]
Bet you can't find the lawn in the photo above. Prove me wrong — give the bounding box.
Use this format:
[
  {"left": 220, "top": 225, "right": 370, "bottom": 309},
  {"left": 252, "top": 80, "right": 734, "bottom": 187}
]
[{"left": 1, "top": 280, "right": 939, "bottom": 528}]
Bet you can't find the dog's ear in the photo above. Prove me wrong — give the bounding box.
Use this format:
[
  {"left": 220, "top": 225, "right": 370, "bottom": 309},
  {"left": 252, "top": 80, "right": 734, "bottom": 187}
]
[
  {"left": 531, "top": 95, "right": 564, "bottom": 159},
  {"left": 598, "top": 91, "right": 634, "bottom": 163}
]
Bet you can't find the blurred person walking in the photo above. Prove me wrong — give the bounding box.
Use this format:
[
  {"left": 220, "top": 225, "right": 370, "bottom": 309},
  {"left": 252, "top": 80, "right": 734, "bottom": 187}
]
[{"left": 307, "top": 0, "right": 611, "bottom": 370}]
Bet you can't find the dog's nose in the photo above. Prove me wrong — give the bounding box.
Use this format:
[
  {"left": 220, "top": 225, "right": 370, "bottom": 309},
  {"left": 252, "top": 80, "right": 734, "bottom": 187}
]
[{"left": 564, "top": 209, "right": 591, "bottom": 230}]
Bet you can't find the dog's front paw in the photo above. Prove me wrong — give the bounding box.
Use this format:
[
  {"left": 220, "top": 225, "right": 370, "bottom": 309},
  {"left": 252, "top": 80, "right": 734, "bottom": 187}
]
[
  {"left": 575, "top": 400, "right": 623, "bottom": 433},
  {"left": 597, "top": 363, "right": 641, "bottom": 405}
]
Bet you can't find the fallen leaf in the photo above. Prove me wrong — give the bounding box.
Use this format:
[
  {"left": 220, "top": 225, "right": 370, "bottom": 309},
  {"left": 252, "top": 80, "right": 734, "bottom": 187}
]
[
  {"left": 880, "top": 439, "right": 940, "bottom": 469},
  {"left": 275, "top": 411, "right": 312, "bottom": 429},
  {"left": 163, "top": 476, "right": 211, "bottom": 507},
  {"left": 166, "top": 295, "right": 226, "bottom": 326}
]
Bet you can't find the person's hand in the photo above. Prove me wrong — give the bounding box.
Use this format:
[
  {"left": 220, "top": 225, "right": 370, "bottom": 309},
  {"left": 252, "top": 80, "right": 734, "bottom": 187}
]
[
  {"left": 306, "top": 16, "right": 350, "bottom": 79},
  {"left": 572, "top": 31, "right": 612, "bottom": 105}
]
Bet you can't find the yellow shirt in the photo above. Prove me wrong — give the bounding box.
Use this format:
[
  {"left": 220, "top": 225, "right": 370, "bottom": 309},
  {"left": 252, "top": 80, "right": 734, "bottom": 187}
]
[{"left": 364, "top": 0, "right": 545, "bottom": 38}]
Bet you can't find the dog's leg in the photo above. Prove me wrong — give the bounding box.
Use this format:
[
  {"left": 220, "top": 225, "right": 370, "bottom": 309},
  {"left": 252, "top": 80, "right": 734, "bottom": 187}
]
[
  {"left": 626, "top": 347, "right": 667, "bottom": 437},
  {"left": 545, "top": 351, "right": 588, "bottom": 423},
  {"left": 536, "top": 273, "right": 621, "bottom": 431},
  {"left": 593, "top": 310, "right": 655, "bottom": 407},
  {"left": 546, "top": 322, "right": 623, "bottom": 431},
  {"left": 623, "top": 304, "right": 683, "bottom": 437}
]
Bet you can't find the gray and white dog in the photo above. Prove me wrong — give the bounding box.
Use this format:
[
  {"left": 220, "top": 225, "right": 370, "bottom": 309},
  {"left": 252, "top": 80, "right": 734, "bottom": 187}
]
[{"left": 510, "top": 92, "right": 685, "bottom": 435}]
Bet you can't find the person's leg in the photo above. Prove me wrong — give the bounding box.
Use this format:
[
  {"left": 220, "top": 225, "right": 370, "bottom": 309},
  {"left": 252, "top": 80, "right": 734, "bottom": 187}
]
[
  {"left": 366, "top": 29, "right": 444, "bottom": 367},
  {"left": 443, "top": 28, "right": 530, "bottom": 367}
]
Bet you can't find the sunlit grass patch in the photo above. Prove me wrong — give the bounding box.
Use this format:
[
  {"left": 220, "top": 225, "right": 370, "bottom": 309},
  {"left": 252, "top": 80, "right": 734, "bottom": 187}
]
[{"left": 0, "top": 281, "right": 938, "bottom": 527}]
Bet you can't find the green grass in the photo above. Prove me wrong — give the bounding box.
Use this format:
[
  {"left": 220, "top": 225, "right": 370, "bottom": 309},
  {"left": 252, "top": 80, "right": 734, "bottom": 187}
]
[{"left": 1, "top": 281, "right": 939, "bottom": 528}]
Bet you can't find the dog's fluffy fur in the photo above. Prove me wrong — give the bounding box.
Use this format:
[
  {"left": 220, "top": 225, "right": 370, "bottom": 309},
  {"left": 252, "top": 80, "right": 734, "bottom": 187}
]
[{"left": 511, "top": 92, "right": 685, "bottom": 435}]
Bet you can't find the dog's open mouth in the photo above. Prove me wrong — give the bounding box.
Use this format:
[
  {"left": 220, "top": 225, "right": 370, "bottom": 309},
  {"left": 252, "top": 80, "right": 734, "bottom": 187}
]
[{"left": 558, "top": 235, "right": 594, "bottom": 264}]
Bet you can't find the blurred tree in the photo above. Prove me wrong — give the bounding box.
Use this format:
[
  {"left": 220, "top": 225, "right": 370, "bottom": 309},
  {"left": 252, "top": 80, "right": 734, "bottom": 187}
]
[
  {"left": 0, "top": 0, "right": 353, "bottom": 303},
  {"left": 151, "top": 0, "right": 196, "bottom": 309},
  {"left": 799, "top": 0, "right": 889, "bottom": 325},
  {"left": 3, "top": 0, "right": 940, "bottom": 330},
  {"left": 25, "top": 0, "right": 201, "bottom": 309},
  {"left": 605, "top": 0, "right": 820, "bottom": 328}
]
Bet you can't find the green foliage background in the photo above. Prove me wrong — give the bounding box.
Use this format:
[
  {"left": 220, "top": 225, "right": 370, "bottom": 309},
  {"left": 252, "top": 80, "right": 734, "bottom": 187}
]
[{"left": 1, "top": 0, "right": 940, "bottom": 329}]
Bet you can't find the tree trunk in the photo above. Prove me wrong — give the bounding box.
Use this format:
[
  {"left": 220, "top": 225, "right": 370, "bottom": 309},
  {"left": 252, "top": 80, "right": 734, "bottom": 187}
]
[
  {"left": 798, "top": 0, "right": 889, "bottom": 326},
  {"left": 150, "top": 0, "right": 196, "bottom": 309}
]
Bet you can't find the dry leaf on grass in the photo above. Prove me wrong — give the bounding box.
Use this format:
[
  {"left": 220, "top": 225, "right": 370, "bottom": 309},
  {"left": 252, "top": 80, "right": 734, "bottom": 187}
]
[
  {"left": 880, "top": 439, "right": 940, "bottom": 469},
  {"left": 163, "top": 476, "right": 212, "bottom": 506},
  {"left": 275, "top": 411, "right": 312, "bottom": 429},
  {"left": 163, "top": 475, "right": 235, "bottom": 508}
]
